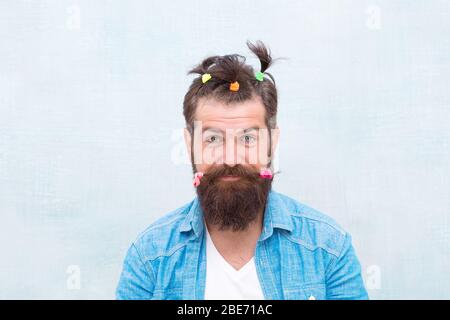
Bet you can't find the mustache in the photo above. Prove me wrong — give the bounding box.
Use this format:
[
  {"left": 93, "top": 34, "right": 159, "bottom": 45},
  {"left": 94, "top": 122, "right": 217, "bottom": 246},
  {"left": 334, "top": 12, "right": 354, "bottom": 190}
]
[{"left": 203, "top": 164, "right": 260, "bottom": 180}]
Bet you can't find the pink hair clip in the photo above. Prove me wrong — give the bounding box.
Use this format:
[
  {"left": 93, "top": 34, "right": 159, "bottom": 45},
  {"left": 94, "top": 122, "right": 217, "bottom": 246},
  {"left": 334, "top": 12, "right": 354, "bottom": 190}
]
[
  {"left": 259, "top": 168, "right": 273, "bottom": 179},
  {"left": 193, "top": 172, "right": 204, "bottom": 187}
]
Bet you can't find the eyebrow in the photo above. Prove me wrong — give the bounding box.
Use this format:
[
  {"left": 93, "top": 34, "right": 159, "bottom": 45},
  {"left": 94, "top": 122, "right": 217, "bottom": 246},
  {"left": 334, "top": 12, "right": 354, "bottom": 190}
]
[{"left": 202, "top": 126, "right": 260, "bottom": 134}]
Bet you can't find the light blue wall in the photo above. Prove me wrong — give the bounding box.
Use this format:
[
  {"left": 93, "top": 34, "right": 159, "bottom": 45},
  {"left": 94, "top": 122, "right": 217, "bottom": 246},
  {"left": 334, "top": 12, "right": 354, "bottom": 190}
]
[{"left": 0, "top": 1, "right": 449, "bottom": 299}]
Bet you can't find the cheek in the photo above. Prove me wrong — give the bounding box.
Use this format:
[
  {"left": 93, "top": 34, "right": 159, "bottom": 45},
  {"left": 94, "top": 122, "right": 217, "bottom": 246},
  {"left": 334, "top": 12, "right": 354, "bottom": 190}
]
[
  {"left": 196, "top": 164, "right": 212, "bottom": 174},
  {"left": 245, "top": 147, "right": 256, "bottom": 165},
  {"left": 200, "top": 145, "right": 224, "bottom": 165},
  {"left": 192, "top": 143, "right": 220, "bottom": 167},
  {"left": 246, "top": 143, "right": 269, "bottom": 166}
]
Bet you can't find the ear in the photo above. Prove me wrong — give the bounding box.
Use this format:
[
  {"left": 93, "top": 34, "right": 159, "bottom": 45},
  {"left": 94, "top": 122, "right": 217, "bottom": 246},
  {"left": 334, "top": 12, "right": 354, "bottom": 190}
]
[
  {"left": 184, "top": 128, "right": 192, "bottom": 159},
  {"left": 270, "top": 126, "right": 280, "bottom": 158}
]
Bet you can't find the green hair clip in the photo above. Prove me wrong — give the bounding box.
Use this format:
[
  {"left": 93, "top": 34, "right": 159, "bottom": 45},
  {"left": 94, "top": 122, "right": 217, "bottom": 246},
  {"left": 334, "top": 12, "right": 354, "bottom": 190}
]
[{"left": 255, "top": 71, "right": 264, "bottom": 82}]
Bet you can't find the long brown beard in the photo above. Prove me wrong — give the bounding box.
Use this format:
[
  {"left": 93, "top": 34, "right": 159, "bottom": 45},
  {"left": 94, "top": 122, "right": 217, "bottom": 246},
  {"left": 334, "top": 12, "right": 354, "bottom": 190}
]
[{"left": 195, "top": 164, "right": 272, "bottom": 232}]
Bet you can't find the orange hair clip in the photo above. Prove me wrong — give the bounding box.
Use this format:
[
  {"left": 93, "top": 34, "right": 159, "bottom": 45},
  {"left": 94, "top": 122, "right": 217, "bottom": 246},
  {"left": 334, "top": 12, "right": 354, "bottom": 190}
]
[{"left": 229, "top": 81, "right": 240, "bottom": 92}]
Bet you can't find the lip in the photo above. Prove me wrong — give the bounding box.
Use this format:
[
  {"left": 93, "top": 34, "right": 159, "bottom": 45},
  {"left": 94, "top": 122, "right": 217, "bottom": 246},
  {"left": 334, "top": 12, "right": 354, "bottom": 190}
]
[{"left": 220, "top": 175, "right": 241, "bottom": 181}]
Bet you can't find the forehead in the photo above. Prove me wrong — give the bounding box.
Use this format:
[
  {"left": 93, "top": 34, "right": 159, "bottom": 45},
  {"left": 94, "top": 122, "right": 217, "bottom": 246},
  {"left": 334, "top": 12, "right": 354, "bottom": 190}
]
[{"left": 194, "top": 96, "right": 266, "bottom": 130}]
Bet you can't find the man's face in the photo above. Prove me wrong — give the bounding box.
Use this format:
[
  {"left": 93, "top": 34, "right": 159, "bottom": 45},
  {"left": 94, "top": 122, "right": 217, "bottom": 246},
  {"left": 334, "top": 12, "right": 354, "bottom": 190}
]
[{"left": 184, "top": 96, "right": 279, "bottom": 231}]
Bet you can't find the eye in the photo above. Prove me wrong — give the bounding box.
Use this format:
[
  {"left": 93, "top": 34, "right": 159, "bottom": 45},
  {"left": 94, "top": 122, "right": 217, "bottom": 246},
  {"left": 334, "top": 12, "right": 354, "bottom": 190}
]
[
  {"left": 241, "top": 134, "right": 256, "bottom": 145},
  {"left": 205, "top": 135, "right": 223, "bottom": 144}
]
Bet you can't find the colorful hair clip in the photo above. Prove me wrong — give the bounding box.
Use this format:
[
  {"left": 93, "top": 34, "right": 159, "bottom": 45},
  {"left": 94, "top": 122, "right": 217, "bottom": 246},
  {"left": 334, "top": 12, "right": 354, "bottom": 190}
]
[
  {"left": 193, "top": 171, "right": 204, "bottom": 187},
  {"left": 259, "top": 168, "right": 273, "bottom": 179},
  {"left": 255, "top": 71, "right": 264, "bottom": 82},
  {"left": 229, "top": 81, "right": 240, "bottom": 92},
  {"left": 202, "top": 73, "right": 212, "bottom": 84}
]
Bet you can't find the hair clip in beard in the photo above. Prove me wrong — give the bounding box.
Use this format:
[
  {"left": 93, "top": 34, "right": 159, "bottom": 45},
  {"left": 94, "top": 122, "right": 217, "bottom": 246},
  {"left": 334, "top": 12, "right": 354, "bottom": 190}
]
[
  {"left": 193, "top": 172, "right": 204, "bottom": 187},
  {"left": 259, "top": 168, "right": 273, "bottom": 179}
]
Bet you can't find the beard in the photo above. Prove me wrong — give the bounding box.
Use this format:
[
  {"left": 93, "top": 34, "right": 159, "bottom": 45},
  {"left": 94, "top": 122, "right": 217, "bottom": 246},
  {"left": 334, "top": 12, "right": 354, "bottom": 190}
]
[{"left": 195, "top": 164, "right": 273, "bottom": 232}]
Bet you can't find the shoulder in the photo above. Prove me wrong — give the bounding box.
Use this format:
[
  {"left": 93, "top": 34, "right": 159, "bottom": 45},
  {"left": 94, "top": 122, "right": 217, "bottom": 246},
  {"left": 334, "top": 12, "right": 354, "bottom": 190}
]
[
  {"left": 273, "top": 191, "right": 349, "bottom": 257},
  {"left": 131, "top": 199, "right": 195, "bottom": 261}
]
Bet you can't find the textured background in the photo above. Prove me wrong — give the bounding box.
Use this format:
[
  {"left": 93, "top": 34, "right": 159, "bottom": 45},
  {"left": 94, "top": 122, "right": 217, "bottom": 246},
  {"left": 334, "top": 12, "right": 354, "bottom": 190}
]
[{"left": 0, "top": 0, "right": 449, "bottom": 299}]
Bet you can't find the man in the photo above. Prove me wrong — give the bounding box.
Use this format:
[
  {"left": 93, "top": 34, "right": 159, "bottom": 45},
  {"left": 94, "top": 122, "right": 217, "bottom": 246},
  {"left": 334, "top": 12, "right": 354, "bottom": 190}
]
[{"left": 116, "top": 41, "right": 369, "bottom": 300}]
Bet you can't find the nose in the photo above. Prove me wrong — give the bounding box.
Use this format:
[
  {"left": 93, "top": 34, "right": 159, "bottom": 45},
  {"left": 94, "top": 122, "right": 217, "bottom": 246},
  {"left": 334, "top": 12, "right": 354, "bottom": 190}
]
[
  {"left": 223, "top": 151, "right": 237, "bottom": 166},
  {"left": 223, "top": 138, "right": 238, "bottom": 166}
]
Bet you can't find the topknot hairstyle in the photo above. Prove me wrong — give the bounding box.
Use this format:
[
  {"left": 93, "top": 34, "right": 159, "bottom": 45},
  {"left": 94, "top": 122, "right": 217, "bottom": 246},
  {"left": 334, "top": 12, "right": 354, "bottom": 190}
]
[{"left": 183, "top": 40, "right": 279, "bottom": 133}]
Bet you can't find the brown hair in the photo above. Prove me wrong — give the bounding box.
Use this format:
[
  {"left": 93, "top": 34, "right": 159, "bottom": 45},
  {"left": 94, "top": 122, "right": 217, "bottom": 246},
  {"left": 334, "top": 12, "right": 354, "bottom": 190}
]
[{"left": 183, "top": 40, "right": 279, "bottom": 134}]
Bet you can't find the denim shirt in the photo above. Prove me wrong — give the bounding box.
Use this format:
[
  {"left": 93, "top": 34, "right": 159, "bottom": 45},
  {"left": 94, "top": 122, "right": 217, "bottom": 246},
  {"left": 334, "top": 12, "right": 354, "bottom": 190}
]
[{"left": 116, "top": 190, "right": 369, "bottom": 300}]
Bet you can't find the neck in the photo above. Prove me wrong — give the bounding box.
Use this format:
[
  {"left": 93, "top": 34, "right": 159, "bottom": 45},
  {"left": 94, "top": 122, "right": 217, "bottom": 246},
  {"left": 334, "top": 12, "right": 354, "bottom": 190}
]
[{"left": 204, "top": 208, "right": 264, "bottom": 244}]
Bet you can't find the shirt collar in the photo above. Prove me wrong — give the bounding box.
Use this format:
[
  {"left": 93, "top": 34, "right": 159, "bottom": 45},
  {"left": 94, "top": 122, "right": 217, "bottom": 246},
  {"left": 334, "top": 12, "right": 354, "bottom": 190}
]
[{"left": 180, "top": 190, "right": 294, "bottom": 241}]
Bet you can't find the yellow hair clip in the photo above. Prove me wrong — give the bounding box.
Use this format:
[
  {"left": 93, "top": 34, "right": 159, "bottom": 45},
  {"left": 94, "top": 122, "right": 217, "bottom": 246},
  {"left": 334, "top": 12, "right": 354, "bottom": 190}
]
[
  {"left": 201, "top": 73, "right": 212, "bottom": 83},
  {"left": 229, "top": 81, "right": 240, "bottom": 92}
]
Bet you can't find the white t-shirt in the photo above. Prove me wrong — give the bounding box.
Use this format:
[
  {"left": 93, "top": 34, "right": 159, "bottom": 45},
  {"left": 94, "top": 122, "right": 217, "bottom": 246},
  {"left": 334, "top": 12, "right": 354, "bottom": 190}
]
[{"left": 204, "top": 226, "right": 265, "bottom": 300}]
